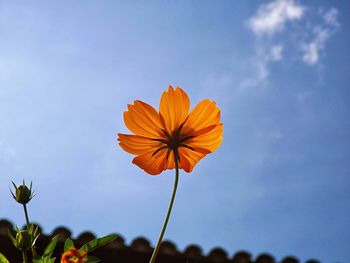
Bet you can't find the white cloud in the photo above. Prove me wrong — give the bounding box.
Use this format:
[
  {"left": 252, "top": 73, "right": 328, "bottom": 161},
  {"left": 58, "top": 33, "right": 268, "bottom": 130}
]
[
  {"left": 302, "top": 8, "right": 339, "bottom": 65},
  {"left": 243, "top": 2, "right": 340, "bottom": 87},
  {"left": 302, "top": 30, "right": 327, "bottom": 65},
  {"left": 323, "top": 8, "right": 339, "bottom": 27},
  {"left": 248, "top": 0, "right": 304, "bottom": 36},
  {"left": 239, "top": 55, "right": 269, "bottom": 89},
  {"left": 243, "top": 0, "right": 302, "bottom": 88},
  {"left": 270, "top": 45, "right": 283, "bottom": 61},
  {"left": 239, "top": 44, "right": 284, "bottom": 88}
]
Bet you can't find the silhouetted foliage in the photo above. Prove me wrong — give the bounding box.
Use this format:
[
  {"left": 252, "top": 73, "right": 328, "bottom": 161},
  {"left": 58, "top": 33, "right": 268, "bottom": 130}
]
[{"left": 0, "top": 219, "right": 322, "bottom": 263}]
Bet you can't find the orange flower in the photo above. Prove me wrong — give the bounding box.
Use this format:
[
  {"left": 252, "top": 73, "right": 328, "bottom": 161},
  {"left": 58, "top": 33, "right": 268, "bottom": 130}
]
[
  {"left": 118, "top": 85, "right": 223, "bottom": 175},
  {"left": 61, "top": 248, "right": 87, "bottom": 263}
]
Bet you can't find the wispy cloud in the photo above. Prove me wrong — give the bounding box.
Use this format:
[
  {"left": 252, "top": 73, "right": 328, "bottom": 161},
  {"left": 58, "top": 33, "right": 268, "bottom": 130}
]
[
  {"left": 270, "top": 45, "right": 283, "bottom": 61},
  {"left": 302, "top": 8, "right": 339, "bottom": 65},
  {"left": 243, "top": 0, "right": 304, "bottom": 88},
  {"left": 246, "top": 0, "right": 340, "bottom": 85},
  {"left": 248, "top": 0, "right": 304, "bottom": 36},
  {"left": 302, "top": 28, "right": 330, "bottom": 65},
  {"left": 239, "top": 44, "right": 284, "bottom": 88},
  {"left": 323, "top": 8, "right": 339, "bottom": 27}
]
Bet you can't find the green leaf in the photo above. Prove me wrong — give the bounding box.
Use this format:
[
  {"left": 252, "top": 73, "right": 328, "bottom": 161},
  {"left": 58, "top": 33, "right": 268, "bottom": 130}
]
[
  {"left": 64, "top": 238, "right": 74, "bottom": 252},
  {"left": 86, "top": 256, "right": 101, "bottom": 263},
  {"left": 43, "top": 235, "right": 59, "bottom": 257},
  {"left": 79, "top": 234, "right": 117, "bottom": 253},
  {"left": 45, "top": 258, "right": 55, "bottom": 263},
  {"left": 33, "top": 257, "right": 56, "bottom": 263},
  {"left": 7, "top": 230, "right": 16, "bottom": 246},
  {"left": 0, "top": 253, "right": 10, "bottom": 263}
]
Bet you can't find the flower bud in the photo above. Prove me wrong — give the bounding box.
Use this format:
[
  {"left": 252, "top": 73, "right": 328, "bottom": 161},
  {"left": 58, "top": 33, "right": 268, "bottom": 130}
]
[
  {"left": 8, "top": 225, "right": 39, "bottom": 252},
  {"left": 11, "top": 181, "right": 34, "bottom": 205},
  {"left": 16, "top": 230, "right": 32, "bottom": 251}
]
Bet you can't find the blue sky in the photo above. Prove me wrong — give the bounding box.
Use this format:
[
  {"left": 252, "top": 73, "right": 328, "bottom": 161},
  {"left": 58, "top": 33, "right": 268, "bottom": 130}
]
[{"left": 0, "top": 1, "right": 349, "bottom": 262}]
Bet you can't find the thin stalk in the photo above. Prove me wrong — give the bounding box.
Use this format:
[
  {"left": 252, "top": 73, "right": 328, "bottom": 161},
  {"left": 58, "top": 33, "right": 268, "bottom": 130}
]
[
  {"left": 23, "top": 204, "right": 30, "bottom": 231},
  {"left": 22, "top": 204, "right": 37, "bottom": 257},
  {"left": 22, "top": 251, "right": 28, "bottom": 263},
  {"left": 149, "top": 150, "right": 180, "bottom": 263}
]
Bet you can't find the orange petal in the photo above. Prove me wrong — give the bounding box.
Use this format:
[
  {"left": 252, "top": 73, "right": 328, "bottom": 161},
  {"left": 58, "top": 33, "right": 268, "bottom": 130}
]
[
  {"left": 118, "top": 133, "right": 162, "bottom": 155},
  {"left": 132, "top": 150, "right": 168, "bottom": 175},
  {"left": 186, "top": 123, "right": 223, "bottom": 153},
  {"left": 159, "top": 85, "right": 190, "bottom": 135},
  {"left": 165, "top": 150, "right": 175, "bottom": 169},
  {"left": 181, "top": 99, "right": 220, "bottom": 136},
  {"left": 124, "top": 100, "right": 163, "bottom": 138},
  {"left": 178, "top": 147, "right": 206, "bottom": 173}
]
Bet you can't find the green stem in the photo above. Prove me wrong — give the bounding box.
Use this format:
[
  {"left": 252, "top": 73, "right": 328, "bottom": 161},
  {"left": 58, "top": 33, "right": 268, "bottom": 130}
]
[
  {"left": 149, "top": 150, "right": 180, "bottom": 263},
  {"left": 23, "top": 204, "right": 30, "bottom": 231},
  {"left": 22, "top": 251, "right": 28, "bottom": 263},
  {"left": 23, "top": 204, "right": 37, "bottom": 257}
]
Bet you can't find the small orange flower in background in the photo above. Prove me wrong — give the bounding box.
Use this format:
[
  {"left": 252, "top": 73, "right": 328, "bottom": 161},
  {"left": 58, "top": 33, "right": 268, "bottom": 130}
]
[
  {"left": 61, "top": 248, "right": 87, "bottom": 263},
  {"left": 118, "top": 85, "right": 223, "bottom": 175}
]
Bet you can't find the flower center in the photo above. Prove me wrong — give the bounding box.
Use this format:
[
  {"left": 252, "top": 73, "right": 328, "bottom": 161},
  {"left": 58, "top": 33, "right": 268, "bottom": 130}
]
[
  {"left": 167, "top": 133, "right": 181, "bottom": 150},
  {"left": 151, "top": 123, "right": 195, "bottom": 159}
]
